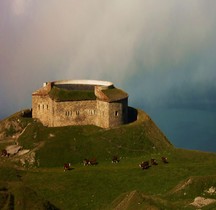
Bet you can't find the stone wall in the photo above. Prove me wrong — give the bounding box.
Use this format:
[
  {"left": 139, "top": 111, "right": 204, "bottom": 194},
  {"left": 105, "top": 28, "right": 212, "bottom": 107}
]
[
  {"left": 32, "top": 95, "right": 52, "bottom": 126},
  {"left": 32, "top": 96, "right": 128, "bottom": 128},
  {"left": 108, "top": 98, "right": 128, "bottom": 128},
  {"left": 96, "top": 100, "right": 110, "bottom": 128},
  {"left": 32, "top": 80, "right": 128, "bottom": 128},
  {"left": 52, "top": 100, "right": 97, "bottom": 127}
]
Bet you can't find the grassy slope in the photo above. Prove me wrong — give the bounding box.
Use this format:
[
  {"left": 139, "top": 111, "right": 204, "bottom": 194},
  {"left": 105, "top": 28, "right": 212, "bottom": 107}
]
[
  {"left": 1, "top": 109, "right": 216, "bottom": 209},
  {"left": 0, "top": 109, "right": 32, "bottom": 142},
  {"left": 17, "top": 109, "right": 172, "bottom": 168},
  {"left": 18, "top": 150, "right": 216, "bottom": 210}
]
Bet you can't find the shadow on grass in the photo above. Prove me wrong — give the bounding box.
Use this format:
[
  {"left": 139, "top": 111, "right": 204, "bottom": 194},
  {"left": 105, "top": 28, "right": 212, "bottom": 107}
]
[
  {"left": 21, "top": 109, "right": 32, "bottom": 118},
  {"left": 127, "top": 107, "right": 138, "bottom": 123}
]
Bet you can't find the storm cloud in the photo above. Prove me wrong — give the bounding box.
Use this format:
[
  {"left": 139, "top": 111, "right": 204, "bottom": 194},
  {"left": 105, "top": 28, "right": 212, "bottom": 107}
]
[{"left": 1, "top": 1, "right": 216, "bottom": 150}]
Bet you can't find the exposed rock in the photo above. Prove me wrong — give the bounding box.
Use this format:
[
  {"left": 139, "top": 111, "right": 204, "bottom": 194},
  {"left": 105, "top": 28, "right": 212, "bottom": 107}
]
[
  {"left": 49, "top": 133, "right": 55, "bottom": 138},
  {"left": 205, "top": 186, "right": 216, "bottom": 195},
  {"left": 190, "top": 196, "right": 216, "bottom": 208},
  {"left": 0, "top": 109, "right": 31, "bottom": 140},
  {"left": 6, "top": 145, "right": 22, "bottom": 155},
  {"left": 19, "top": 152, "right": 37, "bottom": 167},
  {"left": 17, "top": 149, "right": 30, "bottom": 156}
]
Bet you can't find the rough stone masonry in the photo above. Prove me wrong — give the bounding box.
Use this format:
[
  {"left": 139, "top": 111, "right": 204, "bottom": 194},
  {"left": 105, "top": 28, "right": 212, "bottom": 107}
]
[{"left": 32, "top": 80, "right": 128, "bottom": 128}]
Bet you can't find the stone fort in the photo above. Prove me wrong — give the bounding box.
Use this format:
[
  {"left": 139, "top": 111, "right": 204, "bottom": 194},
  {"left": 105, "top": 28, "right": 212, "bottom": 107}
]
[{"left": 32, "top": 80, "right": 128, "bottom": 128}]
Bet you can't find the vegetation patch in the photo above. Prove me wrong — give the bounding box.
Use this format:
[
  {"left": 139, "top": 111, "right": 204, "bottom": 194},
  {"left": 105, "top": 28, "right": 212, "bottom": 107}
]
[
  {"left": 49, "top": 86, "right": 96, "bottom": 101},
  {"left": 0, "top": 109, "right": 32, "bottom": 139},
  {"left": 102, "top": 88, "right": 128, "bottom": 101}
]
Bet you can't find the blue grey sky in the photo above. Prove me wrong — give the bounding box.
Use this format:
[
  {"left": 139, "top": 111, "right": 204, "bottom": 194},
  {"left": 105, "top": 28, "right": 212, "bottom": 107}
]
[{"left": 0, "top": 1, "right": 216, "bottom": 151}]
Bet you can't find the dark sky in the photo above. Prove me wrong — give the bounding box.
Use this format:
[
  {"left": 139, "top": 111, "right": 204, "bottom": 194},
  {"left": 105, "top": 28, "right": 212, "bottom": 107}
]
[{"left": 0, "top": 0, "right": 216, "bottom": 152}]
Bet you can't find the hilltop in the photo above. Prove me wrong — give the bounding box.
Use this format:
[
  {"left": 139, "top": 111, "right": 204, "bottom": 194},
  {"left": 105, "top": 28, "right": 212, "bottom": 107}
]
[
  {"left": 1, "top": 108, "right": 216, "bottom": 209},
  {"left": 0, "top": 108, "right": 172, "bottom": 167}
]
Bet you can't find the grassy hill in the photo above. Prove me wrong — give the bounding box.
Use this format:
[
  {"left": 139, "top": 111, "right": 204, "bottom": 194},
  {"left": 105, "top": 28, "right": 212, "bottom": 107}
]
[{"left": 1, "top": 109, "right": 216, "bottom": 209}]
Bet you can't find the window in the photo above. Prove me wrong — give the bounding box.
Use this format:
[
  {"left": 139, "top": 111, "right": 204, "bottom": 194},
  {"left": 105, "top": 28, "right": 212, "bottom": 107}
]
[
  {"left": 65, "top": 111, "right": 72, "bottom": 116},
  {"left": 89, "top": 110, "right": 96, "bottom": 115},
  {"left": 115, "top": 111, "right": 119, "bottom": 116},
  {"left": 76, "top": 111, "right": 79, "bottom": 116}
]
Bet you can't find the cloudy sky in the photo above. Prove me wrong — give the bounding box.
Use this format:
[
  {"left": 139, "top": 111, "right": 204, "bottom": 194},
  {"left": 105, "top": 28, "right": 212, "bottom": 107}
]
[{"left": 1, "top": 0, "right": 216, "bottom": 151}]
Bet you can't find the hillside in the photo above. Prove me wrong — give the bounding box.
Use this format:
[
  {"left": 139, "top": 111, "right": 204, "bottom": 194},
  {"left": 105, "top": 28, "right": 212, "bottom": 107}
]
[
  {"left": 0, "top": 109, "right": 32, "bottom": 140},
  {"left": 1, "top": 108, "right": 216, "bottom": 209},
  {"left": 1, "top": 108, "right": 172, "bottom": 168}
]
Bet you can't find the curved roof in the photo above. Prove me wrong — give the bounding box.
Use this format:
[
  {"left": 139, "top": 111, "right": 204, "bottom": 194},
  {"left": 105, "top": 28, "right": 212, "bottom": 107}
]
[
  {"left": 33, "top": 80, "right": 128, "bottom": 102},
  {"left": 52, "top": 80, "right": 113, "bottom": 87}
]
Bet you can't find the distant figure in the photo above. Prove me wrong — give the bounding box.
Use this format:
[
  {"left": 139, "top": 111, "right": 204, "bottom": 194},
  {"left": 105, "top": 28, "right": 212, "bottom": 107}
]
[
  {"left": 83, "top": 158, "right": 98, "bottom": 166},
  {"left": 151, "top": 158, "right": 158, "bottom": 165},
  {"left": 63, "top": 163, "right": 71, "bottom": 171},
  {"left": 139, "top": 161, "right": 150, "bottom": 169},
  {"left": 83, "top": 159, "right": 89, "bottom": 166},
  {"left": 112, "top": 156, "right": 120, "bottom": 163},
  {"left": 161, "top": 157, "right": 168, "bottom": 163}
]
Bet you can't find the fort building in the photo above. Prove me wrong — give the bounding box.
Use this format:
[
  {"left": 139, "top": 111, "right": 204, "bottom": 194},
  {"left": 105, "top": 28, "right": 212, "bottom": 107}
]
[{"left": 32, "top": 80, "right": 128, "bottom": 128}]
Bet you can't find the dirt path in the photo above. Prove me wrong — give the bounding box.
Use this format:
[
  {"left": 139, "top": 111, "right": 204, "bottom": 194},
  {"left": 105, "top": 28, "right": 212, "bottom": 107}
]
[
  {"left": 0, "top": 139, "right": 15, "bottom": 144},
  {"left": 0, "top": 123, "right": 31, "bottom": 145},
  {"left": 114, "top": 190, "right": 139, "bottom": 210}
]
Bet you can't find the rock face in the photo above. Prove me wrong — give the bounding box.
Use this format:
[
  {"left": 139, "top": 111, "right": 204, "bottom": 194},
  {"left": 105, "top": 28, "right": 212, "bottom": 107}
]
[
  {"left": 6, "top": 145, "right": 22, "bottom": 155},
  {"left": 0, "top": 109, "right": 31, "bottom": 140},
  {"left": 190, "top": 197, "right": 216, "bottom": 208}
]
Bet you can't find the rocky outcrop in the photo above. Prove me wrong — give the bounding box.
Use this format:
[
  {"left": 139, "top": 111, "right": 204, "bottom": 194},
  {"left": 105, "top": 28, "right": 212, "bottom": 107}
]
[{"left": 0, "top": 109, "right": 31, "bottom": 140}]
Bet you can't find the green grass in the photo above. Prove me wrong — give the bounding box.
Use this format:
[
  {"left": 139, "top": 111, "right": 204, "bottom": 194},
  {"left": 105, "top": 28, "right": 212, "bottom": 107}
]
[
  {"left": 18, "top": 109, "right": 172, "bottom": 168},
  {"left": 102, "top": 88, "right": 128, "bottom": 101},
  {"left": 48, "top": 85, "right": 128, "bottom": 102},
  {"left": 1, "top": 109, "right": 216, "bottom": 209},
  {"left": 48, "top": 86, "right": 96, "bottom": 101},
  {"left": 15, "top": 150, "right": 216, "bottom": 210},
  {"left": 1, "top": 147, "right": 216, "bottom": 209},
  {"left": 0, "top": 109, "right": 33, "bottom": 138},
  {"left": 18, "top": 121, "right": 46, "bottom": 150}
]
